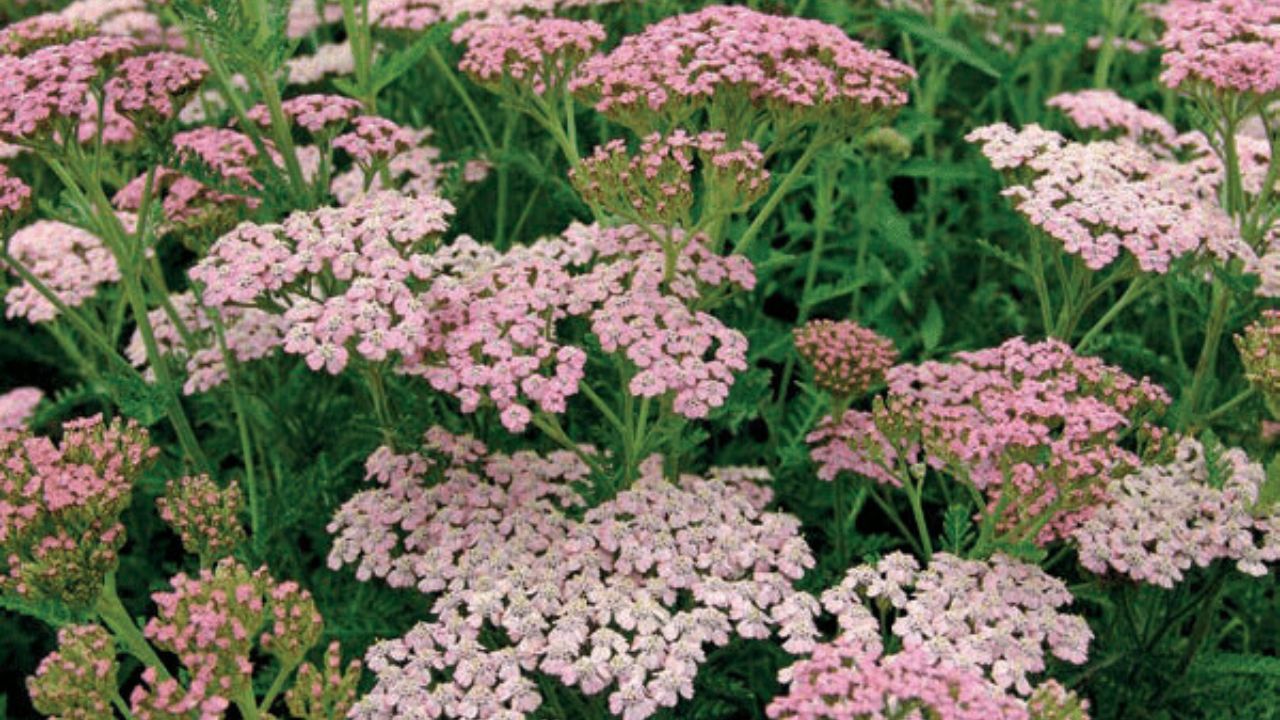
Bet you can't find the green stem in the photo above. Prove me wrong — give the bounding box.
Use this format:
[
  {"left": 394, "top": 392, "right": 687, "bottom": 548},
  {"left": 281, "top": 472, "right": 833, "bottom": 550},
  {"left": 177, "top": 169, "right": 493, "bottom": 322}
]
[
  {"left": 95, "top": 576, "right": 171, "bottom": 680},
  {"left": 1075, "top": 274, "right": 1150, "bottom": 351},
  {"left": 212, "top": 314, "right": 261, "bottom": 551},
  {"left": 1029, "top": 237, "right": 1056, "bottom": 337},
  {"left": 495, "top": 113, "right": 516, "bottom": 250},
  {"left": 1204, "top": 387, "right": 1257, "bottom": 425},
  {"left": 1182, "top": 278, "right": 1231, "bottom": 429},
  {"left": 904, "top": 477, "right": 933, "bottom": 561},
  {"left": 257, "top": 660, "right": 299, "bottom": 715},
  {"left": 732, "top": 138, "right": 827, "bottom": 255},
  {"left": 255, "top": 68, "right": 310, "bottom": 201},
  {"left": 429, "top": 46, "right": 496, "bottom": 152}
]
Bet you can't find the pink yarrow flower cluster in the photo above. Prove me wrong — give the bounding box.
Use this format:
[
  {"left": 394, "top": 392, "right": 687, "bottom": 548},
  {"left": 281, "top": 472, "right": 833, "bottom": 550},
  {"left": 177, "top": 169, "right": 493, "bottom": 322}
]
[
  {"left": 26, "top": 624, "right": 118, "bottom": 719},
  {"left": 0, "top": 14, "right": 94, "bottom": 55},
  {"left": 1046, "top": 90, "right": 1179, "bottom": 149},
  {"left": 820, "top": 552, "right": 1092, "bottom": 696},
  {"left": 329, "top": 127, "right": 449, "bottom": 204},
  {"left": 808, "top": 337, "right": 1169, "bottom": 544},
  {"left": 455, "top": 16, "right": 606, "bottom": 95},
  {"left": 2, "top": 220, "right": 121, "bottom": 324},
  {"left": 245, "top": 93, "right": 363, "bottom": 135},
  {"left": 1073, "top": 438, "right": 1280, "bottom": 588},
  {"left": 128, "top": 291, "right": 286, "bottom": 395},
  {"left": 571, "top": 130, "right": 770, "bottom": 226},
  {"left": 191, "top": 191, "right": 454, "bottom": 374},
  {"left": 768, "top": 638, "right": 1030, "bottom": 720},
  {"left": 0, "top": 163, "right": 31, "bottom": 219},
  {"left": 570, "top": 5, "right": 916, "bottom": 131},
  {"left": 156, "top": 474, "right": 247, "bottom": 564},
  {"left": 1158, "top": 0, "right": 1280, "bottom": 97},
  {"left": 102, "top": 51, "right": 208, "bottom": 121},
  {"left": 967, "top": 122, "right": 1235, "bottom": 273},
  {"left": 0, "top": 35, "right": 138, "bottom": 142},
  {"left": 332, "top": 434, "right": 819, "bottom": 720},
  {"left": 793, "top": 319, "right": 897, "bottom": 397},
  {"left": 0, "top": 415, "right": 155, "bottom": 607},
  {"left": 1237, "top": 309, "right": 1280, "bottom": 398},
  {"left": 0, "top": 387, "right": 42, "bottom": 431},
  {"left": 285, "top": 641, "right": 364, "bottom": 720}
]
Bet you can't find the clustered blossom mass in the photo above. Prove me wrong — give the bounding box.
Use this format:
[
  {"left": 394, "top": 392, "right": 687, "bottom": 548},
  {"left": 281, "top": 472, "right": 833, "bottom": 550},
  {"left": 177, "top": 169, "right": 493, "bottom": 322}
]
[
  {"left": 793, "top": 319, "right": 897, "bottom": 397},
  {"left": 3, "top": 220, "right": 121, "bottom": 324},
  {"left": 1158, "top": 0, "right": 1280, "bottom": 96}
]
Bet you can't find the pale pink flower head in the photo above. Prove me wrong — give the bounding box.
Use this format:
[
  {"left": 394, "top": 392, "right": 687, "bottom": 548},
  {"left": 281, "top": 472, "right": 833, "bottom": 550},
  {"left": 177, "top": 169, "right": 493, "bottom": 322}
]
[
  {"left": 793, "top": 319, "right": 897, "bottom": 397},
  {"left": 456, "top": 16, "right": 606, "bottom": 96},
  {"left": 333, "top": 115, "right": 418, "bottom": 169},
  {"left": 285, "top": 41, "right": 356, "bottom": 86},
  {"left": 369, "top": 0, "right": 447, "bottom": 32},
  {"left": 571, "top": 5, "right": 915, "bottom": 133},
  {"left": 0, "top": 414, "right": 156, "bottom": 607},
  {"left": 2, "top": 220, "right": 121, "bottom": 324},
  {"left": 102, "top": 51, "right": 208, "bottom": 122},
  {"left": 1074, "top": 437, "right": 1280, "bottom": 587},
  {"left": 1158, "top": 0, "right": 1280, "bottom": 97},
  {"left": 27, "top": 624, "right": 118, "bottom": 719},
  {"left": 821, "top": 552, "right": 1092, "bottom": 696},
  {"left": 245, "top": 93, "right": 363, "bottom": 136},
  {"left": 0, "top": 163, "right": 32, "bottom": 221},
  {"left": 0, "top": 388, "right": 43, "bottom": 431},
  {"left": 768, "top": 638, "right": 1030, "bottom": 720},
  {"left": 967, "top": 122, "right": 1234, "bottom": 274},
  {"left": 0, "top": 35, "right": 138, "bottom": 142},
  {"left": 1047, "top": 90, "right": 1179, "bottom": 149}
]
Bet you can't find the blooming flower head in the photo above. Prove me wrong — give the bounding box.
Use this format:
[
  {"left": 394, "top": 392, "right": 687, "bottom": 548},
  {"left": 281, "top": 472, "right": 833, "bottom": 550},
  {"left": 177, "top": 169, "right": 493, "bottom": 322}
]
[
  {"left": 333, "top": 115, "right": 419, "bottom": 171},
  {"left": 2, "top": 220, "right": 121, "bottom": 324},
  {"left": 0, "top": 14, "right": 95, "bottom": 56},
  {"left": 1158, "top": 0, "right": 1280, "bottom": 98},
  {"left": 1073, "top": 437, "right": 1280, "bottom": 587},
  {"left": 246, "top": 93, "right": 363, "bottom": 137},
  {"left": 793, "top": 320, "right": 897, "bottom": 398},
  {"left": 809, "top": 337, "right": 1170, "bottom": 544},
  {"left": 27, "top": 624, "right": 118, "bottom": 719},
  {"left": 0, "top": 388, "right": 43, "bottom": 431},
  {"left": 157, "top": 475, "right": 247, "bottom": 565},
  {"left": 0, "top": 415, "right": 156, "bottom": 607},
  {"left": 767, "top": 637, "right": 1030, "bottom": 720},
  {"left": 330, "top": 127, "right": 448, "bottom": 204},
  {"left": 967, "top": 122, "right": 1235, "bottom": 273},
  {"left": 334, "top": 435, "right": 819, "bottom": 719},
  {"left": 286, "top": 41, "right": 357, "bottom": 86},
  {"left": 0, "top": 35, "right": 138, "bottom": 142},
  {"left": 0, "top": 163, "right": 32, "bottom": 222},
  {"left": 102, "top": 51, "right": 208, "bottom": 123},
  {"left": 1047, "top": 90, "right": 1179, "bottom": 149},
  {"left": 455, "top": 16, "right": 606, "bottom": 96},
  {"left": 571, "top": 130, "right": 770, "bottom": 228},
  {"left": 821, "top": 552, "right": 1092, "bottom": 696},
  {"left": 571, "top": 5, "right": 915, "bottom": 134}
]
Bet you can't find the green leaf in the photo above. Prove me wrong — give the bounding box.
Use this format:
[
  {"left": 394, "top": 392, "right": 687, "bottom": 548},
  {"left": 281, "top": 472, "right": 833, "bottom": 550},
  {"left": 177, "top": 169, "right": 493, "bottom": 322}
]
[
  {"left": 371, "top": 20, "right": 459, "bottom": 94},
  {"left": 941, "top": 504, "right": 974, "bottom": 554},
  {"left": 882, "top": 11, "right": 1003, "bottom": 79},
  {"left": 102, "top": 371, "right": 171, "bottom": 427},
  {"left": 1194, "top": 653, "right": 1280, "bottom": 678},
  {"left": 921, "top": 300, "right": 944, "bottom": 353}
]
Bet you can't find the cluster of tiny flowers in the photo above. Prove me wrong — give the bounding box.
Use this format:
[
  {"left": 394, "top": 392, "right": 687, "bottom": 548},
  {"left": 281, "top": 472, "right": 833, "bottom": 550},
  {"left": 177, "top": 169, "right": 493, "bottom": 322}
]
[
  {"left": 246, "top": 93, "right": 363, "bottom": 135},
  {"left": 767, "top": 637, "right": 1030, "bottom": 720},
  {"left": 455, "top": 17, "right": 606, "bottom": 95},
  {"left": 285, "top": 641, "right": 364, "bottom": 720},
  {"left": 410, "top": 223, "right": 754, "bottom": 430},
  {"left": 0, "top": 415, "right": 156, "bottom": 607},
  {"left": 286, "top": 41, "right": 356, "bottom": 86},
  {"left": 1046, "top": 90, "right": 1179, "bottom": 149},
  {"left": 571, "top": 131, "right": 769, "bottom": 226},
  {"left": 1158, "top": 0, "right": 1280, "bottom": 97},
  {"left": 967, "top": 122, "right": 1235, "bottom": 273},
  {"left": 1237, "top": 309, "right": 1280, "bottom": 399},
  {"left": 156, "top": 475, "right": 247, "bottom": 564},
  {"left": 808, "top": 337, "right": 1169, "bottom": 544},
  {"left": 570, "top": 5, "right": 915, "bottom": 131},
  {"left": 0, "top": 14, "right": 93, "bottom": 56},
  {"left": 3, "top": 220, "right": 120, "bottom": 324},
  {"left": 820, "top": 552, "right": 1092, "bottom": 696},
  {"left": 136, "top": 559, "right": 324, "bottom": 717},
  {"left": 128, "top": 291, "right": 286, "bottom": 395},
  {"left": 0, "top": 163, "right": 31, "bottom": 219},
  {"left": 793, "top": 319, "right": 897, "bottom": 397},
  {"left": 333, "top": 115, "right": 419, "bottom": 168},
  {"left": 1072, "top": 438, "right": 1280, "bottom": 588},
  {"left": 26, "top": 624, "right": 118, "bottom": 720},
  {"left": 330, "top": 128, "right": 449, "bottom": 204},
  {"left": 59, "top": 0, "right": 175, "bottom": 48},
  {"left": 332, "top": 435, "right": 819, "bottom": 719},
  {"left": 102, "top": 51, "right": 207, "bottom": 121},
  {"left": 0, "top": 35, "right": 138, "bottom": 142},
  {"left": 0, "top": 387, "right": 42, "bottom": 430},
  {"left": 191, "top": 191, "right": 454, "bottom": 375}
]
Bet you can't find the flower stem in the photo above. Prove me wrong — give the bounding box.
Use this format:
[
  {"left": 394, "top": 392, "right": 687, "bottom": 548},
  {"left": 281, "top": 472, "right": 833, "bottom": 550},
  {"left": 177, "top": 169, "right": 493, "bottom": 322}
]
[
  {"left": 733, "top": 138, "right": 826, "bottom": 255},
  {"left": 95, "top": 576, "right": 171, "bottom": 680}
]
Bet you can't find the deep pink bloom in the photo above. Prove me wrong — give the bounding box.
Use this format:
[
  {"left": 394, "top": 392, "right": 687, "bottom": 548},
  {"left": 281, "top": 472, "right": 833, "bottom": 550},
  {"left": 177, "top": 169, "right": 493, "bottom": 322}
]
[{"left": 456, "top": 16, "right": 605, "bottom": 95}]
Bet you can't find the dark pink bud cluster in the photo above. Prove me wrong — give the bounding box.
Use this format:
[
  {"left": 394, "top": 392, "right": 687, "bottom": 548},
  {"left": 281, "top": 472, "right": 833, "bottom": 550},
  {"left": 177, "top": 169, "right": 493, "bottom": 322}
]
[
  {"left": 137, "top": 559, "right": 324, "bottom": 716},
  {"left": 0, "top": 415, "right": 156, "bottom": 607},
  {"left": 0, "top": 387, "right": 42, "bottom": 431},
  {"left": 0, "top": 35, "right": 138, "bottom": 142},
  {"left": 571, "top": 130, "right": 769, "bottom": 226},
  {"left": 332, "top": 434, "right": 819, "bottom": 719},
  {"left": 0, "top": 163, "right": 32, "bottom": 219},
  {"left": 1237, "top": 309, "right": 1280, "bottom": 398},
  {"left": 156, "top": 474, "right": 247, "bottom": 564},
  {"left": 102, "top": 51, "right": 207, "bottom": 121},
  {"left": 1073, "top": 438, "right": 1280, "bottom": 588},
  {"left": 1158, "top": 0, "right": 1280, "bottom": 97},
  {"left": 808, "top": 337, "right": 1169, "bottom": 544},
  {"left": 793, "top": 320, "right": 897, "bottom": 397},
  {"left": 821, "top": 552, "right": 1092, "bottom": 695},
  {"left": 26, "top": 624, "right": 118, "bottom": 719},
  {"left": 286, "top": 641, "right": 363, "bottom": 720},
  {"left": 0, "top": 14, "right": 94, "bottom": 56},
  {"left": 128, "top": 291, "right": 286, "bottom": 395},
  {"left": 571, "top": 5, "right": 915, "bottom": 131},
  {"left": 455, "top": 16, "right": 606, "bottom": 95},
  {"left": 3, "top": 220, "right": 121, "bottom": 324},
  {"left": 191, "top": 191, "right": 455, "bottom": 374},
  {"left": 968, "top": 122, "right": 1236, "bottom": 273},
  {"left": 334, "top": 115, "right": 419, "bottom": 168},
  {"left": 768, "top": 637, "right": 1030, "bottom": 720}
]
